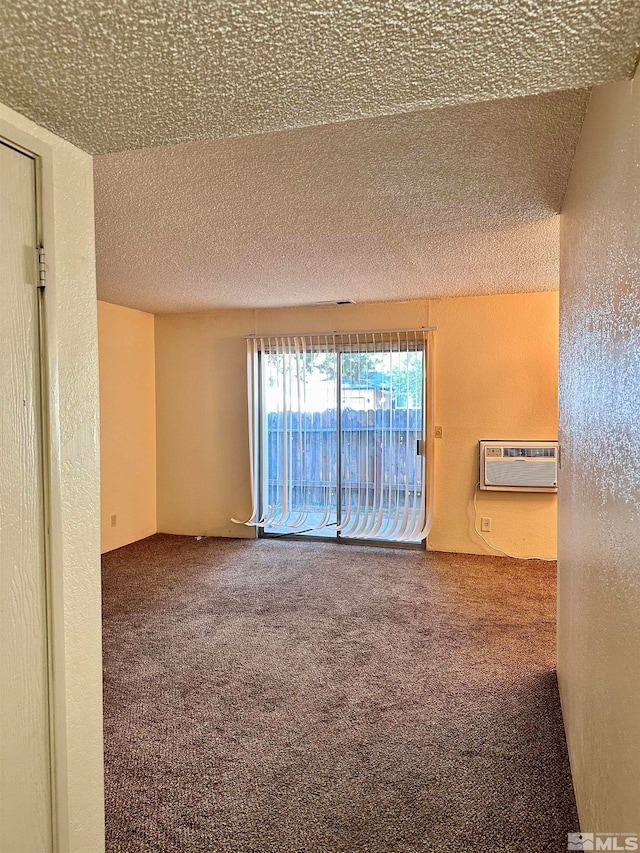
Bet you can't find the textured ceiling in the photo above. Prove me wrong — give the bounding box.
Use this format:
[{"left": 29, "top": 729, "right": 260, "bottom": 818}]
[
  {"left": 95, "top": 89, "right": 588, "bottom": 312},
  {"left": 0, "top": 1, "right": 638, "bottom": 154}
]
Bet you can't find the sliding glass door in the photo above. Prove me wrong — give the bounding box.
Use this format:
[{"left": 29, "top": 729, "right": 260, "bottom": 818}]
[
  {"left": 337, "top": 346, "right": 424, "bottom": 544},
  {"left": 260, "top": 335, "right": 426, "bottom": 546},
  {"left": 262, "top": 345, "right": 339, "bottom": 538}
]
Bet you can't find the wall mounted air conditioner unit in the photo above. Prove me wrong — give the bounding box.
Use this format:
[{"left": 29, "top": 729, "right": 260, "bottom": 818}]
[{"left": 479, "top": 440, "right": 558, "bottom": 492}]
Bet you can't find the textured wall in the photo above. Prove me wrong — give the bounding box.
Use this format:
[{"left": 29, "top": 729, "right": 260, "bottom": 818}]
[
  {"left": 155, "top": 294, "right": 558, "bottom": 559},
  {"left": 558, "top": 72, "right": 640, "bottom": 831},
  {"left": 0, "top": 103, "right": 104, "bottom": 850},
  {"left": 156, "top": 309, "right": 259, "bottom": 540},
  {"left": 98, "top": 302, "right": 157, "bottom": 553},
  {"left": 429, "top": 292, "right": 559, "bottom": 559},
  {"left": 94, "top": 90, "right": 587, "bottom": 312},
  {"left": 0, "top": 0, "right": 638, "bottom": 153}
]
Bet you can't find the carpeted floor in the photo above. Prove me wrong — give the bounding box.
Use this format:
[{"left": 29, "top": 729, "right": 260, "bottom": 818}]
[{"left": 102, "top": 534, "right": 578, "bottom": 853}]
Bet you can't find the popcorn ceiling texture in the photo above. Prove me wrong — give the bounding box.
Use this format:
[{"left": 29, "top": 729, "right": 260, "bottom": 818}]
[
  {"left": 95, "top": 89, "right": 587, "bottom": 312},
  {"left": 0, "top": 0, "right": 638, "bottom": 154}
]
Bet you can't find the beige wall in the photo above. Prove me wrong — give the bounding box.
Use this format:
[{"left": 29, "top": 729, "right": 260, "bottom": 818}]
[
  {"left": 98, "top": 301, "right": 157, "bottom": 552},
  {"left": 430, "top": 292, "right": 558, "bottom": 558},
  {"left": 156, "top": 293, "right": 558, "bottom": 558},
  {"left": 156, "top": 301, "right": 429, "bottom": 538},
  {"left": 558, "top": 71, "right": 640, "bottom": 832},
  {"left": 0, "top": 103, "right": 105, "bottom": 851}
]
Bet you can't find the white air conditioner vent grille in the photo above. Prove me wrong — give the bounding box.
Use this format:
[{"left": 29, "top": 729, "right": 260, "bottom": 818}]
[
  {"left": 479, "top": 440, "right": 558, "bottom": 492},
  {"left": 502, "top": 446, "right": 556, "bottom": 458}
]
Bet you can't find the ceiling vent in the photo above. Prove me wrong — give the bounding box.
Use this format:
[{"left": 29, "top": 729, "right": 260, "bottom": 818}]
[{"left": 315, "top": 300, "right": 356, "bottom": 306}]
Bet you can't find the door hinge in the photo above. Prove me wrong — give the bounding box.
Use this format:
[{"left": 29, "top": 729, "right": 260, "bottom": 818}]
[{"left": 37, "top": 245, "right": 46, "bottom": 287}]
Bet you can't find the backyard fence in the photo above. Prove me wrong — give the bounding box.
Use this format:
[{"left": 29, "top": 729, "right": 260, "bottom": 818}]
[{"left": 265, "top": 407, "right": 423, "bottom": 511}]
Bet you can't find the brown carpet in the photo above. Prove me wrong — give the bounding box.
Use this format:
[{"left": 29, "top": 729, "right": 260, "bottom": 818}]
[{"left": 102, "top": 534, "right": 578, "bottom": 852}]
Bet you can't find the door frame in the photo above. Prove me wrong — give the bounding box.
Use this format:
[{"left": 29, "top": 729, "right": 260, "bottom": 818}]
[
  {"left": 0, "top": 134, "right": 57, "bottom": 850},
  {"left": 0, "top": 114, "right": 105, "bottom": 853},
  {"left": 257, "top": 342, "right": 428, "bottom": 551}
]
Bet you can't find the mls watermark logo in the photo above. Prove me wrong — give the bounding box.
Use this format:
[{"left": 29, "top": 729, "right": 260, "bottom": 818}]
[
  {"left": 568, "top": 832, "right": 639, "bottom": 851},
  {"left": 567, "top": 835, "right": 593, "bottom": 852}
]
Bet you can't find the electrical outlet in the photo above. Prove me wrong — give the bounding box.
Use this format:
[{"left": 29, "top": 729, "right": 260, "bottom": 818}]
[
  {"left": 435, "top": 426, "right": 443, "bottom": 439},
  {"left": 110, "top": 514, "right": 117, "bottom": 528},
  {"left": 481, "top": 517, "right": 491, "bottom": 533}
]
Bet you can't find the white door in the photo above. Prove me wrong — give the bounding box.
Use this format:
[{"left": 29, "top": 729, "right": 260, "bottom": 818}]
[{"left": 0, "top": 141, "right": 52, "bottom": 851}]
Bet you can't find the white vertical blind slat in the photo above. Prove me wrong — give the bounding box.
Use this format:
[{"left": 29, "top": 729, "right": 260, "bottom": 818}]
[
  {"left": 307, "top": 334, "right": 335, "bottom": 531},
  {"left": 337, "top": 334, "right": 354, "bottom": 531},
  {"left": 402, "top": 331, "right": 423, "bottom": 541},
  {"left": 368, "top": 335, "right": 388, "bottom": 539},
  {"left": 231, "top": 336, "right": 259, "bottom": 525},
  {"left": 342, "top": 332, "right": 365, "bottom": 537},
  {"left": 288, "top": 336, "right": 307, "bottom": 529},
  {"left": 388, "top": 333, "right": 407, "bottom": 540}
]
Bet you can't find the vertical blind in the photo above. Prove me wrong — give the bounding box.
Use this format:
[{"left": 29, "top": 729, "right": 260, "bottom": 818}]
[{"left": 232, "top": 329, "right": 435, "bottom": 543}]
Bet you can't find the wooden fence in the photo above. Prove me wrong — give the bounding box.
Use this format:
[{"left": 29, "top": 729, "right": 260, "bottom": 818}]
[{"left": 265, "top": 407, "right": 423, "bottom": 510}]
